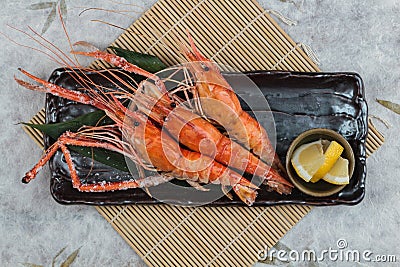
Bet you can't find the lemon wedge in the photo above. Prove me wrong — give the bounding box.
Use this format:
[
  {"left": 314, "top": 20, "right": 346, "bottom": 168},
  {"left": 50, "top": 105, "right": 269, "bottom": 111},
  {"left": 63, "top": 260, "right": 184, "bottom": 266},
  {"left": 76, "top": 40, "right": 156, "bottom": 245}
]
[
  {"left": 310, "top": 141, "right": 344, "bottom": 183},
  {"left": 291, "top": 140, "right": 325, "bottom": 182},
  {"left": 322, "top": 157, "right": 350, "bottom": 185}
]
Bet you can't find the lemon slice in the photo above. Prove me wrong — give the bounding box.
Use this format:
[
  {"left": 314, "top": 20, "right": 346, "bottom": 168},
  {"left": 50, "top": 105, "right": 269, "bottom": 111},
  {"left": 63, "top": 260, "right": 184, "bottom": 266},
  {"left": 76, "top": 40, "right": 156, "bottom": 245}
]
[
  {"left": 310, "top": 141, "right": 344, "bottom": 183},
  {"left": 322, "top": 157, "right": 350, "bottom": 185},
  {"left": 291, "top": 140, "right": 325, "bottom": 182}
]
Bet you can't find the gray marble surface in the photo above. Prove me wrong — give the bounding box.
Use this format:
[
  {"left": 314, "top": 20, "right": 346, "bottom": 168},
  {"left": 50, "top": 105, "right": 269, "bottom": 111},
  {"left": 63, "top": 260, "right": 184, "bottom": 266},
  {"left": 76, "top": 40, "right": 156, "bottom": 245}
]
[{"left": 1, "top": 0, "right": 399, "bottom": 266}]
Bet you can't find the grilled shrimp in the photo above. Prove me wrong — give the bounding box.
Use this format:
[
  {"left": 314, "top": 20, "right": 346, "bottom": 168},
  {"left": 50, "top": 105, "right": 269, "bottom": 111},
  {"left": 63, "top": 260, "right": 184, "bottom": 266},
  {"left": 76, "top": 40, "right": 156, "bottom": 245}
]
[
  {"left": 180, "top": 32, "right": 286, "bottom": 174},
  {"left": 16, "top": 69, "right": 258, "bottom": 205}
]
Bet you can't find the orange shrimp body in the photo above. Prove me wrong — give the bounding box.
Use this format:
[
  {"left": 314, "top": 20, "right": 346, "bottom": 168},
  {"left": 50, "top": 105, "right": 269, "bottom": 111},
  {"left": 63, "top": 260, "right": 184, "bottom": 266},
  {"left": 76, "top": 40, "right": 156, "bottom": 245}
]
[
  {"left": 128, "top": 113, "right": 258, "bottom": 205},
  {"left": 134, "top": 92, "right": 292, "bottom": 194},
  {"left": 182, "top": 33, "right": 286, "bottom": 174}
]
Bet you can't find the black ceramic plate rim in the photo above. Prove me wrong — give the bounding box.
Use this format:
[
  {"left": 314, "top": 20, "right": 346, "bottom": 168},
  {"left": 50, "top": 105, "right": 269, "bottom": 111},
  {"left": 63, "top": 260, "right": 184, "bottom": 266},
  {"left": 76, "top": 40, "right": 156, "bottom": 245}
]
[{"left": 44, "top": 69, "right": 368, "bottom": 206}]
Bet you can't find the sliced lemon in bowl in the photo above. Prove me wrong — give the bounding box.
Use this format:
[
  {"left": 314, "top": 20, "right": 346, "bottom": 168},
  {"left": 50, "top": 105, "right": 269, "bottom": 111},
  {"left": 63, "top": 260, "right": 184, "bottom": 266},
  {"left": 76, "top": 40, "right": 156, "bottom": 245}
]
[
  {"left": 310, "top": 141, "right": 344, "bottom": 183},
  {"left": 291, "top": 140, "right": 325, "bottom": 182},
  {"left": 322, "top": 157, "right": 350, "bottom": 185}
]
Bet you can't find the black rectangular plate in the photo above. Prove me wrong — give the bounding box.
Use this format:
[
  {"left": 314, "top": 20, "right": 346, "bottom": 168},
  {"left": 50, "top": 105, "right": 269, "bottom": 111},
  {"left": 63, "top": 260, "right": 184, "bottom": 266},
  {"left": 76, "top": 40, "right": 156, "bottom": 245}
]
[{"left": 45, "top": 69, "right": 367, "bottom": 206}]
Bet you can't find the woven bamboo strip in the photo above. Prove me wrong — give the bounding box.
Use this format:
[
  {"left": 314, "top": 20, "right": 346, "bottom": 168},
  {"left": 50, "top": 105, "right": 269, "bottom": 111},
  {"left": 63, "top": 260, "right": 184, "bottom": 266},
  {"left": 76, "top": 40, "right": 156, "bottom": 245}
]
[
  {"left": 366, "top": 120, "right": 384, "bottom": 157},
  {"left": 370, "top": 125, "right": 385, "bottom": 142},
  {"left": 367, "top": 137, "right": 380, "bottom": 149},
  {"left": 368, "top": 129, "right": 384, "bottom": 144},
  {"left": 249, "top": 0, "right": 319, "bottom": 71},
  {"left": 221, "top": 1, "right": 296, "bottom": 71},
  {"left": 145, "top": 219, "right": 199, "bottom": 266},
  {"left": 228, "top": 0, "right": 309, "bottom": 71},
  {"left": 96, "top": 207, "right": 145, "bottom": 255},
  {"left": 368, "top": 131, "right": 384, "bottom": 144},
  {"left": 205, "top": 208, "right": 255, "bottom": 260}
]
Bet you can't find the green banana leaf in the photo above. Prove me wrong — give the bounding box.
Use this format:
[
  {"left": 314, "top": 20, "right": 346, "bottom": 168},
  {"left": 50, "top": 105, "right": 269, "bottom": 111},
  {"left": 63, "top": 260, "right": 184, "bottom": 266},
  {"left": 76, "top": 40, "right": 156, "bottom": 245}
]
[
  {"left": 24, "top": 110, "right": 110, "bottom": 138},
  {"left": 109, "top": 46, "right": 167, "bottom": 73},
  {"left": 23, "top": 110, "right": 129, "bottom": 172}
]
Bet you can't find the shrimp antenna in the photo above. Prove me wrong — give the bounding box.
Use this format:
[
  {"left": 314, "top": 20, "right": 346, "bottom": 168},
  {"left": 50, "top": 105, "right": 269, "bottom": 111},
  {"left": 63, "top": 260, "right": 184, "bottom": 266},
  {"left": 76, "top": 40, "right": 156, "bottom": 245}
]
[{"left": 78, "top": 7, "right": 140, "bottom": 18}]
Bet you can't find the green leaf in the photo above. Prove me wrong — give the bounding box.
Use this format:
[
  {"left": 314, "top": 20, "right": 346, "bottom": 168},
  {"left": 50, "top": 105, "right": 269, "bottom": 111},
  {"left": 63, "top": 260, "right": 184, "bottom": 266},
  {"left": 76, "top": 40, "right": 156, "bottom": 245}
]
[
  {"left": 22, "top": 110, "right": 110, "bottom": 139},
  {"left": 41, "top": 2, "right": 57, "bottom": 34},
  {"left": 60, "top": 0, "right": 67, "bottom": 18},
  {"left": 28, "top": 2, "right": 55, "bottom": 10},
  {"left": 60, "top": 247, "right": 81, "bottom": 267},
  {"left": 69, "top": 146, "right": 129, "bottom": 172},
  {"left": 377, "top": 99, "right": 400, "bottom": 115},
  {"left": 23, "top": 110, "right": 129, "bottom": 172},
  {"left": 109, "top": 46, "right": 167, "bottom": 73},
  {"left": 52, "top": 246, "right": 67, "bottom": 267}
]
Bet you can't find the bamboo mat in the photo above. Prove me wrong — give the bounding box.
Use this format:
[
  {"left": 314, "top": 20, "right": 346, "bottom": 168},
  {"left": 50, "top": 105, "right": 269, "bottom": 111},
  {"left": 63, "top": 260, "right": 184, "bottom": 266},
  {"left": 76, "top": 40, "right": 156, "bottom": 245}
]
[{"left": 22, "top": 0, "right": 384, "bottom": 266}]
